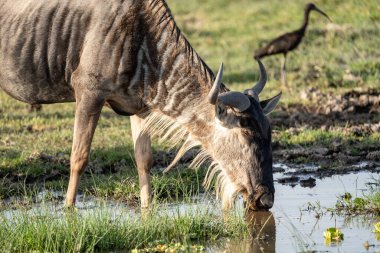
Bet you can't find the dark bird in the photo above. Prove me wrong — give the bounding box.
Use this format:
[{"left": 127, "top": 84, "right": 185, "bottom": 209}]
[{"left": 254, "top": 3, "right": 332, "bottom": 86}]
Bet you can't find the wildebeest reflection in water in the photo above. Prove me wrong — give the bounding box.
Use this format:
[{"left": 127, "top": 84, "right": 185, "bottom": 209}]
[
  {"left": 219, "top": 211, "right": 276, "bottom": 253},
  {"left": 246, "top": 211, "right": 276, "bottom": 253}
]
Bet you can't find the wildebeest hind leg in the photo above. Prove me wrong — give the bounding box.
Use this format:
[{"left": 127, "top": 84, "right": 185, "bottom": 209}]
[
  {"left": 65, "top": 91, "right": 105, "bottom": 207},
  {"left": 131, "top": 115, "right": 153, "bottom": 209}
]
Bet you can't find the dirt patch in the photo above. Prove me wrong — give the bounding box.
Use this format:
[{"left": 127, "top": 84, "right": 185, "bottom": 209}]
[
  {"left": 273, "top": 142, "right": 380, "bottom": 179},
  {"left": 275, "top": 161, "right": 380, "bottom": 188},
  {"left": 367, "top": 151, "right": 380, "bottom": 161},
  {"left": 271, "top": 89, "right": 380, "bottom": 128}
]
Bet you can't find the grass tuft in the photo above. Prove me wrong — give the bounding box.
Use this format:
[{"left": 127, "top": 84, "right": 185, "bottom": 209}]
[{"left": 0, "top": 201, "right": 246, "bottom": 252}]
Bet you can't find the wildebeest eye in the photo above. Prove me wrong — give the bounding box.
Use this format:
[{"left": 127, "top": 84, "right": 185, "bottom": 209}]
[{"left": 216, "top": 105, "right": 227, "bottom": 116}]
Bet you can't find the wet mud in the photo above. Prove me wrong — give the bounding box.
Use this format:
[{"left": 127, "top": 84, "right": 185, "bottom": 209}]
[
  {"left": 271, "top": 88, "right": 380, "bottom": 128},
  {"left": 270, "top": 89, "right": 380, "bottom": 182}
]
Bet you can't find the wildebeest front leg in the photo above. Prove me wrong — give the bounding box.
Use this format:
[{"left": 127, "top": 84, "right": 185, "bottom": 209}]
[
  {"left": 65, "top": 91, "right": 104, "bottom": 207},
  {"left": 131, "top": 115, "right": 153, "bottom": 209}
]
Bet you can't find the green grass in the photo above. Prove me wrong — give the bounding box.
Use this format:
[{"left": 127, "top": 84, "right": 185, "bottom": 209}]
[
  {"left": 0, "top": 201, "right": 246, "bottom": 252},
  {"left": 0, "top": 168, "right": 207, "bottom": 208},
  {"left": 276, "top": 129, "right": 380, "bottom": 148}
]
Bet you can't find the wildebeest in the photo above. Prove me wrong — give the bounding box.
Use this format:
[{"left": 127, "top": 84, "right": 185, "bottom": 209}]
[
  {"left": 254, "top": 3, "right": 331, "bottom": 86},
  {"left": 0, "top": 0, "right": 281, "bottom": 211}
]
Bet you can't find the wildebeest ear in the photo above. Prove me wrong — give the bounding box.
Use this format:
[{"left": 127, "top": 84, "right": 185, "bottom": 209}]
[{"left": 260, "top": 92, "right": 282, "bottom": 115}]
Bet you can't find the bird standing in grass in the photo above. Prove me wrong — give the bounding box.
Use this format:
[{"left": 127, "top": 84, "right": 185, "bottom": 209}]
[
  {"left": 28, "top": 104, "right": 42, "bottom": 112},
  {"left": 254, "top": 3, "right": 332, "bottom": 86}
]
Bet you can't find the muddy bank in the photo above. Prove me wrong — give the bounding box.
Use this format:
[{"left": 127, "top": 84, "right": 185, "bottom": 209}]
[
  {"left": 269, "top": 88, "right": 380, "bottom": 179},
  {"left": 271, "top": 88, "right": 380, "bottom": 128},
  {"left": 273, "top": 143, "right": 379, "bottom": 168},
  {"left": 273, "top": 162, "right": 380, "bottom": 188},
  {"left": 272, "top": 138, "right": 380, "bottom": 186}
]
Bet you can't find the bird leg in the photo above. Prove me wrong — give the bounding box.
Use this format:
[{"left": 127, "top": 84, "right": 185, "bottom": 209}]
[{"left": 281, "top": 54, "right": 287, "bottom": 87}]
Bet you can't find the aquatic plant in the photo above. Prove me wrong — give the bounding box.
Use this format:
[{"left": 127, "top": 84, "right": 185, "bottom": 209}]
[
  {"left": 324, "top": 227, "right": 344, "bottom": 245},
  {"left": 329, "top": 190, "right": 380, "bottom": 215}
]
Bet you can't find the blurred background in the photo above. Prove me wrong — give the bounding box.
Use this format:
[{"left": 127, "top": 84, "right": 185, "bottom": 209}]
[{"left": 167, "top": 0, "right": 379, "bottom": 98}]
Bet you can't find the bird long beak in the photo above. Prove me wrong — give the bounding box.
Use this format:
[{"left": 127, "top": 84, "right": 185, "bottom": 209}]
[{"left": 314, "top": 7, "right": 333, "bottom": 22}]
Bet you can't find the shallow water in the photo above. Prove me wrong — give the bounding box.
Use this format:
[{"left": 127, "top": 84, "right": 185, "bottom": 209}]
[
  {"left": 2, "top": 167, "right": 380, "bottom": 253},
  {"left": 207, "top": 171, "right": 380, "bottom": 253}
]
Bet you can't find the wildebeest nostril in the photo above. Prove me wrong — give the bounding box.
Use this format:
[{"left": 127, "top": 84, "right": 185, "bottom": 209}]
[{"left": 259, "top": 193, "right": 274, "bottom": 209}]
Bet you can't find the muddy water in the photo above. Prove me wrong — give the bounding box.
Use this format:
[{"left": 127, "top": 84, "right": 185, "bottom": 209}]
[{"left": 207, "top": 171, "right": 380, "bottom": 253}]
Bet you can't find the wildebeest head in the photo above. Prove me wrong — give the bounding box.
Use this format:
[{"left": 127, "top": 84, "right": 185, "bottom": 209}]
[{"left": 206, "top": 60, "right": 281, "bottom": 211}]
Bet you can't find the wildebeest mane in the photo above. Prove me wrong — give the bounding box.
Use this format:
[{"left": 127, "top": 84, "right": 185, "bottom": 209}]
[{"left": 149, "top": 0, "right": 214, "bottom": 80}]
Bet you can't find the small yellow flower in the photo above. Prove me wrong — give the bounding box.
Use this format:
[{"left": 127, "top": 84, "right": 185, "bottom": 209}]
[
  {"left": 375, "top": 222, "right": 380, "bottom": 233},
  {"left": 324, "top": 230, "right": 332, "bottom": 240},
  {"left": 324, "top": 227, "right": 344, "bottom": 243}
]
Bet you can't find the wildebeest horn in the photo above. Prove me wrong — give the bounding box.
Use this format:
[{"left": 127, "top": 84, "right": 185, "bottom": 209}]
[
  {"left": 219, "top": 91, "right": 251, "bottom": 112},
  {"left": 208, "top": 63, "right": 224, "bottom": 105},
  {"left": 244, "top": 60, "right": 267, "bottom": 99}
]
